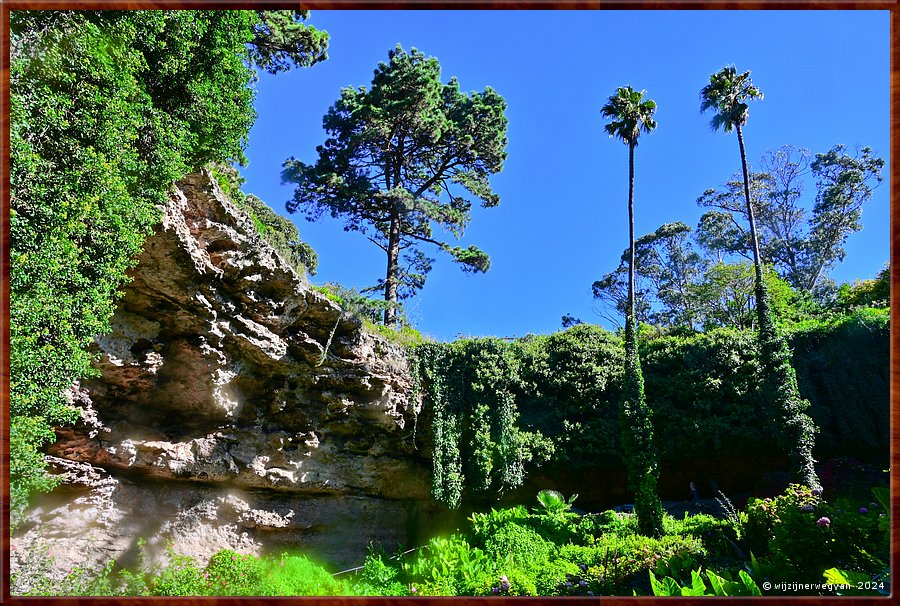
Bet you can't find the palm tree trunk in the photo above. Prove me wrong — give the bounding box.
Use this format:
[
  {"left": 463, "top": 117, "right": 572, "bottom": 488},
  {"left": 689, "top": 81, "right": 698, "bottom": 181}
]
[
  {"left": 737, "top": 126, "right": 820, "bottom": 490},
  {"left": 627, "top": 142, "right": 636, "bottom": 334},
  {"left": 737, "top": 124, "right": 773, "bottom": 335},
  {"left": 736, "top": 124, "right": 763, "bottom": 283}
]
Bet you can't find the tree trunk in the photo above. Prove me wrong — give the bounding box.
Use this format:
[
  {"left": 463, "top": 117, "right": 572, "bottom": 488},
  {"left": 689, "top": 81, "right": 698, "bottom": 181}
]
[
  {"left": 627, "top": 142, "right": 636, "bottom": 330},
  {"left": 737, "top": 124, "right": 772, "bottom": 333},
  {"left": 737, "top": 125, "right": 763, "bottom": 284},
  {"left": 738, "top": 126, "right": 820, "bottom": 490},
  {"left": 383, "top": 207, "right": 401, "bottom": 326}
]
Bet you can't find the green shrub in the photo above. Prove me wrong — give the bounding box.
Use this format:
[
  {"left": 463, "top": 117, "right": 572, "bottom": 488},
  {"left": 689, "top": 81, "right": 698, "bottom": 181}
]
[
  {"left": 349, "top": 552, "right": 407, "bottom": 596},
  {"left": 469, "top": 505, "right": 529, "bottom": 547},
  {"left": 589, "top": 510, "right": 629, "bottom": 538},
  {"left": 150, "top": 553, "right": 207, "bottom": 596},
  {"left": 663, "top": 512, "right": 744, "bottom": 561},
  {"left": 745, "top": 484, "right": 888, "bottom": 584},
  {"left": 484, "top": 523, "right": 552, "bottom": 570},
  {"left": 551, "top": 532, "right": 705, "bottom": 595},
  {"left": 203, "top": 550, "right": 269, "bottom": 596}
]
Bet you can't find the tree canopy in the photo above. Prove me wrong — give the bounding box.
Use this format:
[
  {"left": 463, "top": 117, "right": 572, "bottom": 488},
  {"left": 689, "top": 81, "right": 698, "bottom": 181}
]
[
  {"left": 282, "top": 45, "right": 509, "bottom": 324},
  {"left": 697, "top": 145, "right": 884, "bottom": 298}
]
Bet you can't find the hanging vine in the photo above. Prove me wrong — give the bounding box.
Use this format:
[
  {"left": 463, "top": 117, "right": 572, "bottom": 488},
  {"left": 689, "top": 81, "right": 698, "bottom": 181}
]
[{"left": 410, "top": 338, "right": 550, "bottom": 508}]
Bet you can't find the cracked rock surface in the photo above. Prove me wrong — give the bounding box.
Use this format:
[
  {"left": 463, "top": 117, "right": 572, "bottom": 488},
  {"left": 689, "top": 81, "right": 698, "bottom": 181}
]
[{"left": 13, "top": 170, "right": 433, "bottom": 584}]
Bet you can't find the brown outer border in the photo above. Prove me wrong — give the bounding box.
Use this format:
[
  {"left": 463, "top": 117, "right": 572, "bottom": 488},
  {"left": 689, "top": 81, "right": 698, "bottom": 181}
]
[{"left": 0, "top": 1, "right": 895, "bottom": 604}]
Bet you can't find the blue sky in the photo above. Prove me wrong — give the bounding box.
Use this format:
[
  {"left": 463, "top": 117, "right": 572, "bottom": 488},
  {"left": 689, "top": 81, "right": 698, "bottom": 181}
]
[{"left": 238, "top": 10, "right": 890, "bottom": 342}]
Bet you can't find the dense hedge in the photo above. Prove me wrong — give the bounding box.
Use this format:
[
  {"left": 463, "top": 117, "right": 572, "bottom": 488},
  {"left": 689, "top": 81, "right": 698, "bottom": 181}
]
[
  {"left": 789, "top": 309, "right": 890, "bottom": 460},
  {"left": 414, "top": 311, "right": 888, "bottom": 507}
]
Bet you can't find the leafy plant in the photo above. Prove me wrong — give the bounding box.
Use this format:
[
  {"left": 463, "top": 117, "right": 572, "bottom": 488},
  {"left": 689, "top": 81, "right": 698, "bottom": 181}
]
[
  {"left": 649, "top": 568, "right": 761, "bottom": 596},
  {"left": 745, "top": 484, "right": 888, "bottom": 583},
  {"left": 536, "top": 489, "right": 577, "bottom": 515}
]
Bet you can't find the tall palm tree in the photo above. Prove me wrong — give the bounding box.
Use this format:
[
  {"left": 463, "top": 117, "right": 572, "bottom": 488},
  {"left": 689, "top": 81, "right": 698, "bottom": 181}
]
[
  {"left": 699, "top": 66, "right": 765, "bottom": 288},
  {"left": 700, "top": 66, "right": 820, "bottom": 490},
  {"left": 601, "top": 86, "right": 664, "bottom": 537}
]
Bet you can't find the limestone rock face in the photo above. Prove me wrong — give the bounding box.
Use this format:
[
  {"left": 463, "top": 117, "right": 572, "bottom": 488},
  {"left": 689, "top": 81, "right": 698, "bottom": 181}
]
[{"left": 14, "top": 170, "right": 432, "bottom": 584}]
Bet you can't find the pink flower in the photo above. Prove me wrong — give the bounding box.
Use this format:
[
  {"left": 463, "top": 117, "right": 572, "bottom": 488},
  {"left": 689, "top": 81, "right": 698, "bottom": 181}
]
[
  {"left": 410, "top": 586, "right": 417, "bottom": 594},
  {"left": 232, "top": 555, "right": 237, "bottom": 561},
  {"left": 10, "top": 545, "right": 15, "bottom": 552},
  {"left": 816, "top": 517, "right": 831, "bottom": 528}
]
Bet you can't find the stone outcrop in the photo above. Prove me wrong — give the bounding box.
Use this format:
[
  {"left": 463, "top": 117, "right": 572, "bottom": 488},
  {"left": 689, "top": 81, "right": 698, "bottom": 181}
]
[{"left": 12, "top": 170, "right": 432, "bottom": 585}]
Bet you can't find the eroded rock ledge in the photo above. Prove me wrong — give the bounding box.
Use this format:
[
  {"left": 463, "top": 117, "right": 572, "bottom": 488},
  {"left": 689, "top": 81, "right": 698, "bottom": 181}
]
[
  {"left": 13, "top": 170, "right": 432, "bottom": 583},
  {"left": 51, "top": 169, "right": 426, "bottom": 498}
]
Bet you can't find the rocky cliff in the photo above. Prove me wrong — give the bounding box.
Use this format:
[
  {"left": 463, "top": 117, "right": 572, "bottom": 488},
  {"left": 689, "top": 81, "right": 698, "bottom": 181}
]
[{"left": 12, "top": 170, "right": 432, "bottom": 583}]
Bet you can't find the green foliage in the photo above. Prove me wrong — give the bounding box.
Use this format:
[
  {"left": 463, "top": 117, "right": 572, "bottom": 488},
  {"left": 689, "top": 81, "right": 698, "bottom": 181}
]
[
  {"left": 530, "top": 491, "right": 581, "bottom": 544},
  {"left": 310, "top": 283, "right": 425, "bottom": 345},
  {"left": 700, "top": 65, "right": 763, "bottom": 133},
  {"left": 246, "top": 10, "right": 329, "bottom": 74},
  {"left": 209, "top": 163, "right": 318, "bottom": 275},
  {"left": 788, "top": 310, "right": 889, "bottom": 459},
  {"left": 262, "top": 553, "right": 349, "bottom": 596},
  {"left": 401, "top": 535, "right": 496, "bottom": 595},
  {"left": 9, "top": 10, "right": 328, "bottom": 518},
  {"left": 150, "top": 552, "right": 208, "bottom": 596},
  {"left": 9, "top": 10, "right": 238, "bottom": 521},
  {"left": 469, "top": 505, "right": 529, "bottom": 546},
  {"left": 755, "top": 280, "right": 821, "bottom": 489},
  {"left": 411, "top": 339, "right": 551, "bottom": 508},
  {"left": 663, "top": 511, "right": 745, "bottom": 559},
  {"left": 554, "top": 532, "right": 706, "bottom": 595},
  {"left": 744, "top": 485, "right": 888, "bottom": 584},
  {"left": 283, "top": 44, "right": 508, "bottom": 324},
  {"left": 650, "top": 568, "right": 761, "bottom": 596},
  {"left": 601, "top": 86, "right": 657, "bottom": 146},
  {"left": 483, "top": 523, "right": 552, "bottom": 571},
  {"left": 621, "top": 316, "right": 664, "bottom": 538},
  {"left": 642, "top": 327, "right": 764, "bottom": 458},
  {"left": 517, "top": 324, "right": 623, "bottom": 466},
  {"left": 158, "top": 549, "right": 349, "bottom": 596},
  {"left": 535, "top": 489, "right": 577, "bottom": 515},
  {"left": 9, "top": 416, "right": 69, "bottom": 530},
  {"left": 836, "top": 265, "right": 889, "bottom": 310},
  {"left": 352, "top": 551, "right": 407, "bottom": 596},
  {"left": 416, "top": 315, "right": 886, "bottom": 507}
]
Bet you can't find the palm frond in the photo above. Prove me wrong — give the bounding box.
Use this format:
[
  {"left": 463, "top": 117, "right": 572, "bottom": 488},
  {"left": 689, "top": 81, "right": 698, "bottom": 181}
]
[
  {"left": 601, "top": 85, "right": 657, "bottom": 145},
  {"left": 699, "top": 65, "right": 762, "bottom": 132}
]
